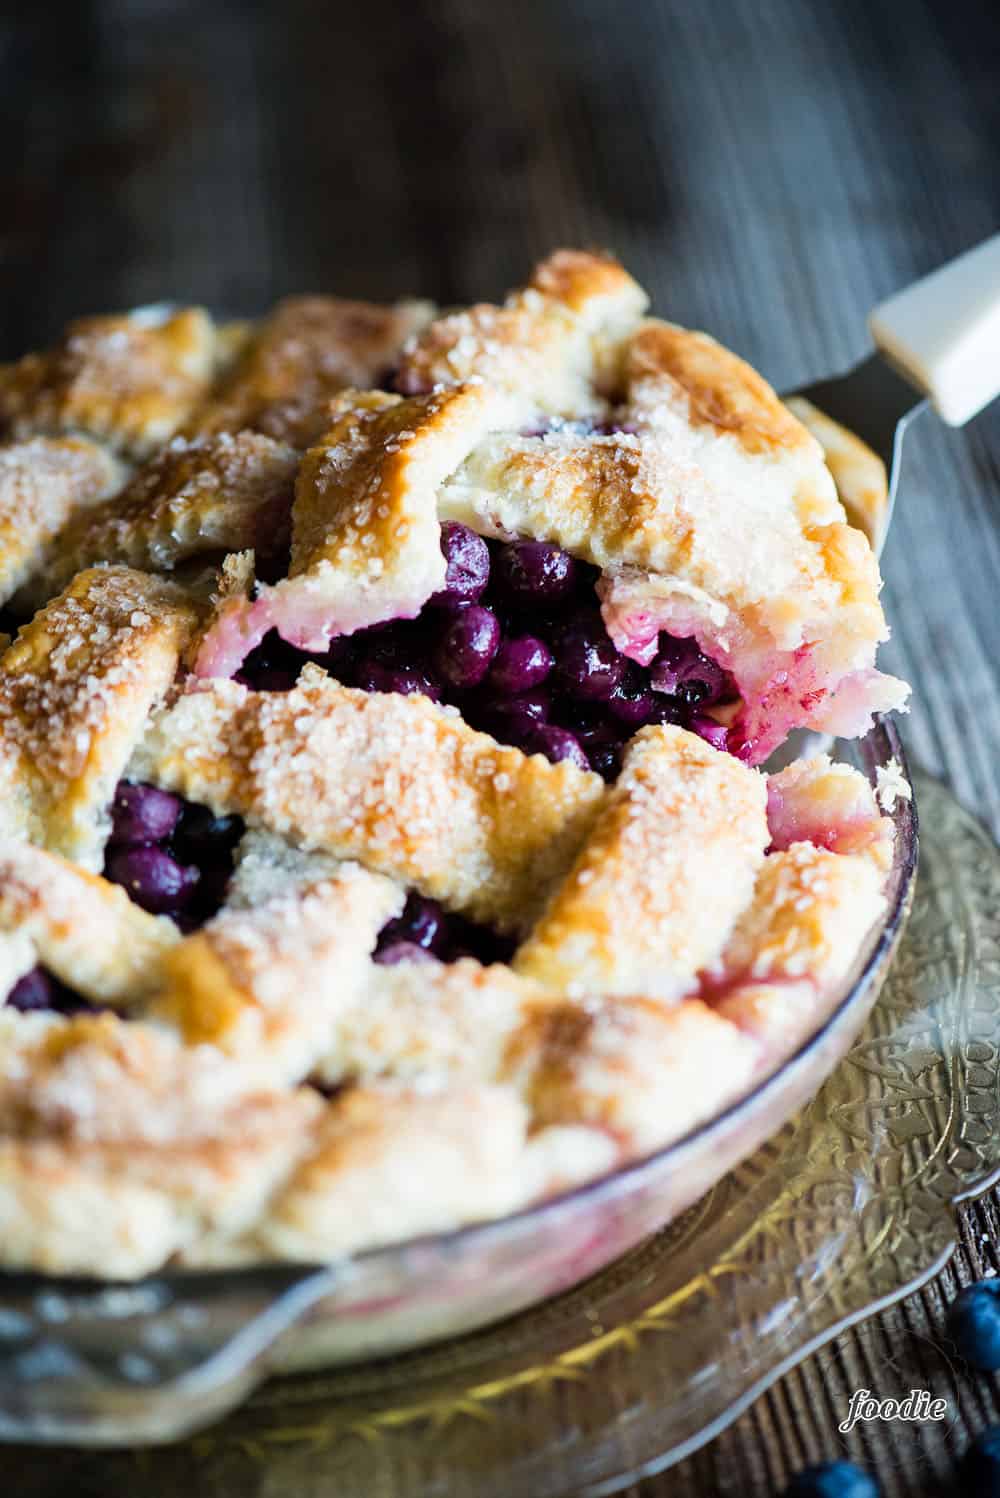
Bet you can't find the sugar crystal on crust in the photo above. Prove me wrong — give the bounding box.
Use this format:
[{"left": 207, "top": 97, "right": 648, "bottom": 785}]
[
  {"left": 0, "top": 437, "right": 125, "bottom": 607},
  {"left": 151, "top": 860, "right": 401, "bottom": 1081},
  {"left": 130, "top": 674, "right": 606, "bottom": 931},
  {"left": 0, "top": 841, "right": 179, "bottom": 1005},
  {"left": 0, "top": 567, "right": 200, "bottom": 869},
  {"left": 193, "top": 383, "right": 505, "bottom": 674},
  {"left": 16, "top": 432, "right": 298, "bottom": 614},
  {"left": 0, "top": 307, "right": 219, "bottom": 458},
  {"left": 514, "top": 725, "right": 769, "bottom": 998},
  {"left": 189, "top": 295, "right": 434, "bottom": 448}
]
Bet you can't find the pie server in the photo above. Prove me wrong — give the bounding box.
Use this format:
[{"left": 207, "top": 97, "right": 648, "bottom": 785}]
[{"left": 782, "top": 231, "right": 1000, "bottom": 553}]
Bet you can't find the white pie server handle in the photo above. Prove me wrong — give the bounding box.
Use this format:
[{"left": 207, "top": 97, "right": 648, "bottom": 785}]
[{"left": 869, "top": 233, "right": 1000, "bottom": 426}]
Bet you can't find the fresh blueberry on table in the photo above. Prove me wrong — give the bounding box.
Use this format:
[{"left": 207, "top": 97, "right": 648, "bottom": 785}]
[
  {"left": 963, "top": 1424, "right": 1000, "bottom": 1496},
  {"left": 781, "top": 1460, "right": 880, "bottom": 1497},
  {"left": 947, "top": 1279, "right": 1000, "bottom": 1369}
]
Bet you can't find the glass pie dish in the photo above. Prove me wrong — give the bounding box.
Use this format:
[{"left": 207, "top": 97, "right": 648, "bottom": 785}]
[{"left": 0, "top": 716, "right": 916, "bottom": 1447}]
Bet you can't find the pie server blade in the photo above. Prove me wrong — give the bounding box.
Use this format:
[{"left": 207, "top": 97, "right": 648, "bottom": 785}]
[{"left": 781, "top": 231, "right": 1000, "bottom": 552}]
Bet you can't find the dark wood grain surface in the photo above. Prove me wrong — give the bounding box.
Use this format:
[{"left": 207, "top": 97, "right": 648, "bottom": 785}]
[{"left": 3, "top": 0, "right": 1000, "bottom": 1491}]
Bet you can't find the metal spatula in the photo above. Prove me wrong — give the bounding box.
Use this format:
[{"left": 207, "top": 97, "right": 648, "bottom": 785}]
[{"left": 781, "top": 232, "right": 1000, "bottom": 552}]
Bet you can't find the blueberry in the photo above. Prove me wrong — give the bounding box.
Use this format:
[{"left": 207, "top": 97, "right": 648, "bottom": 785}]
[
  {"left": 239, "top": 629, "right": 305, "bottom": 692},
  {"left": 172, "top": 805, "right": 244, "bottom": 864},
  {"left": 8, "top": 965, "right": 97, "bottom": 1014},
  {"left": 110, "top": 783, "right": 183, "bottom": 846},
  {"left": 7, "top": 966, "right": 56, "bottom": 1012},
  {"left": 373, "top": 941, "right": 439, "bottom": 967},
  {"left": 248, "top": 665, "right": 298, "bottom": 693},
  {"left": 433, "top": 604, "right": 501, "bottom": 690},
  {"left": 650, "top": 636, "right": 726, "bottom": 704},
  {"left": 689, "top": 714, "right": 730, "bottom": 752},
  {"left": 782, "top": 1463, "right": 880, "bottom": 1498},
  {"left": 495, "top": 540, "right": 578, "bottom": 605},
  {"left": 190, "top": 864, "right": 232, "bottom": 917},
  {"left": 488, "top": 635, "right": 553, "bottom": 695},
  {"left": 590, "top": 417, "right": 639, "bottom": 436},
  {"left": 105, "top": 846, "right": 200, "bottom": 915},
  {"left": 948, "top": 1281, "right": 1000, "bottom": 1369},
  {"left": 553, "top": 620, "right": 625, "bottom": 702},
  {"left": 527, "top": 723, "right": 590, "bottom": 773},
  {"left": 351, "top": 619, "right": 405, "bottom": 662},
  {"left": 568, "top": 716, "right": 624, "bottom": 780},
  {"left": 478, "top": 692, "right": 551, "bottom": 750},
  {"left": 963, "top": 1425, "right": 1000, "bottom": 1496},
  {"left": 647, "top": 695, "right": 687, "bottom": 727},
  {"left": 324, "top": 635, "right": 358, "bottom": 681},
  {"left": 608, "top": 671, "right": 660, "bottom": 729},
  {"left": 587, "top": 743, "right": 622, "bottom": 781},
  {"left": 355, "top": 660, "right": 441, "bottom": 700},
  {"left": 429, "top": 523, "right": 491, "bottom": 607},
  {"left": 378, "top": 894, "right": 447, "bottom": 954}
]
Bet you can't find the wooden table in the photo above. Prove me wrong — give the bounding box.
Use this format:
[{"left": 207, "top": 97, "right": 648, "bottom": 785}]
[{"left": 3, "top": 0, "right": 1000, "bottom": 1491}]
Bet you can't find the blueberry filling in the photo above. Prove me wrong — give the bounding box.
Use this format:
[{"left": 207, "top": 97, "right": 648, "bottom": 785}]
[
  {"left": 233, "top": 526, "right": 738, "bottom": 781},
  {"left": 7, "top": 966, "right": 97, "bottom": 1015},
  {"left": 374, "top": 893, "right": 516, "bottom": 968},
  {"left": 100, "top": 783, "right": 512, "bottom": 986},
  {"left": 103, "top": 784, "right": 245, "bottom": 928}
]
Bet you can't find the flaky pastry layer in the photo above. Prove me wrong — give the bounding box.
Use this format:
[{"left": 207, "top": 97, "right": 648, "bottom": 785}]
[
  {"left": 0, "top": 307, "right": 219, "bottom": 458},
  {"left": 16, "top": 431, "right": 299, "bottom": 614},
  {"left": 0, "top": 567, "right": 200, "bottom": 869},
  {"left": 130, "top": 671, "right": 606, "bottom": 932}
]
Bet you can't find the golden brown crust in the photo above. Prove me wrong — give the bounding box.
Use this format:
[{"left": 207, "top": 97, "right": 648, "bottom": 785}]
[
  {"left": 189, "top": 295, "right": 434, "bottom": 447},
  {"left": 707, "top": 842, "right": 885, "bottom": 993},
  {"left": 627, "top": 321, "right": 812, "bottom": 457},
  {"left": 185, "top": 256, "right": 904, "bottom": 764},
  {"left": 0, "top": 437, "right": 125, "bottom": 607},
  {"left": 131, "top": 672, "right": 606, "bottom": 932},
  {"left": 396, "top": 248, "right": 648, "bottom": 415},
  {"left": 587, "top": 318, "right": 909, "bottom": 758},
  {"left": 0, "top": 308, "right": 218, "bottom": 457},
  {"left": 317, "top": 960, "right": 761, "bottom": 1162},
  {"left": 193, "top": 384, "right": 504, "bottom": 673},
  {"left": 152, "top": 861, "right": 401, "bottom": 1081},
  {"left": 0, "top": 842, "right": 179, "bottom": 1005},
  {"left": 221, "top": 1082, "right": 530, "bottom": 1265},
  {"left": 0, "top": 567, "right": 200, "bottom": 869},
  {"left": 15, "top": 432, "right": 299, "bottom": 614},
  {"left": 314, "top": 957, "right": 547, "bottom": 1089},
  {"left": 0, "top": 1011, "right": 324, "bottom": 1277},
  {"left": 514, "top": 726, "right": 768, "bottom": 998},
  {"left": 766, "top": 754, "right": 895, "bottom": 873},
  {"left": 511, "top": 996, "right": 758, "bottom": 1155}
]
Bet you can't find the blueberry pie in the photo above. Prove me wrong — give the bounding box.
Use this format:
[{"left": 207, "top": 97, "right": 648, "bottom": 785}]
[{"left": 0, "top": 253, "right": 908, "bottom": 1277}]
